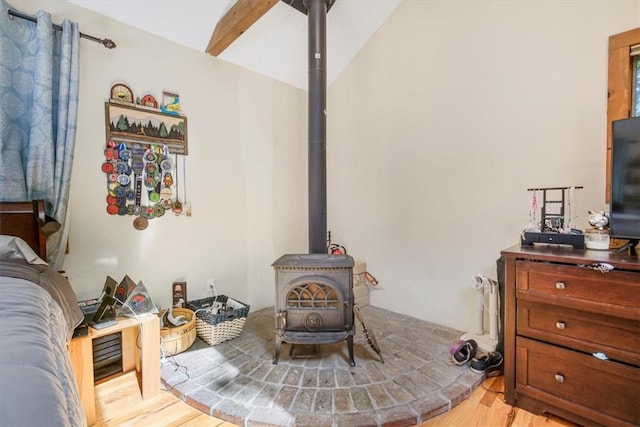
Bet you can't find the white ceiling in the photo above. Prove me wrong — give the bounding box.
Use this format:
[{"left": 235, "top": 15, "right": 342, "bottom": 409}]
[{"left": 66, "top": 0, "right": 401, "bottom": 90}]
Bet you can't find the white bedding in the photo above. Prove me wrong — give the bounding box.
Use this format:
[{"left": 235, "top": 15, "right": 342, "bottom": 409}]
[
  {"left": 0, "top": 239, "right": 86, "bottom": 427},
  {"left": 0, "top": 235, "right": 48, "bottom": 266}
]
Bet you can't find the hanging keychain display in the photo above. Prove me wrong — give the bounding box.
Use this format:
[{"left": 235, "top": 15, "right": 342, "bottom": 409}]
[
  {"left": 160, "top": 145, "right": 174, "bottom": 210},
  {"left": 102, "top": 84, "right": 189, "bottom": 228},
  {"left": 101, "top": 140, "right": 189, "bottom": 229},
  {"left": 172, "top": 153, "right": 183, "bottom": 215},
  {"left": 182, "top": 154, "right": 191, "bottom": 216}
]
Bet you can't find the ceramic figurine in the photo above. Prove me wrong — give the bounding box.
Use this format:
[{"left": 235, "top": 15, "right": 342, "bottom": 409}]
[{"left": 587, "top": 210, "right": 609, "bottom": 230}]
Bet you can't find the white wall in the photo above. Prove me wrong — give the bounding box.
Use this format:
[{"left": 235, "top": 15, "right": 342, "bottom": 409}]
[
  {"left": 9, "top": 0, "right": 639, "bottom": 334},
  {"left": 327, "top": 0, "right": 640, "bottom": 331},
  {"left": 10, "top": 0, "right": 308, "bottom": 310}
]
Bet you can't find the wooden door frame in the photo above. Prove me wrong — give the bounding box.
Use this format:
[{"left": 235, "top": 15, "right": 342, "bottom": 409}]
[{"left": 606, "top": 28, "right": 640, "bottom": 202}]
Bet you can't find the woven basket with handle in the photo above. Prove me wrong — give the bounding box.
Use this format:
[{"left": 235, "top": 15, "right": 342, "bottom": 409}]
[{"left": 186, "top": 295, "right": 250, "bottom": 346}]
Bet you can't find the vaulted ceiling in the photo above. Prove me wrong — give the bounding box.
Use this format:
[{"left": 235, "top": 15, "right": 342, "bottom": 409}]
[{"left": 66, "top": 0, "right": 401, "bottom": 90}]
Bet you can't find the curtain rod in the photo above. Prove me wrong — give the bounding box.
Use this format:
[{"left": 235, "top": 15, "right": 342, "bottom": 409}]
[{"left": 8, "top": 9, "right": 116, "bottom": 49}]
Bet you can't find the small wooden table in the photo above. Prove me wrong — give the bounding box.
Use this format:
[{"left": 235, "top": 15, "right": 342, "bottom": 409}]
[{"left": 67, "top": 315, "right": 160, "bottom": 426}]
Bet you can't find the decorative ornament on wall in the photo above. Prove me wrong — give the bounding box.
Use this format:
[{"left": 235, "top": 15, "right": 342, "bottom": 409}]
[
  {"left": 140, "top": 94, "right": 158, "bottom": 109},
  {"left": 103, "top": 83, "right": 191, "bottom": 228},
  {"left": 104, "top": 102, "right": 188, "bottom": 154},
  {"left": 161, "top": 91, "right": 182, "bottom": 116},
  {"left": 110, "top": 83, "right": 134, "bottom": 104}
]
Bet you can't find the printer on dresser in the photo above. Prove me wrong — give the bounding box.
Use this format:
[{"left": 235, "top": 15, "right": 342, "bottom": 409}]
[{"left": 501, "top": 244, "right": 640, "bottom": 427}]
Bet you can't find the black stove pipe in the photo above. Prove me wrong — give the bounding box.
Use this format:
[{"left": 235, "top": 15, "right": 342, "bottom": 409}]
[{"left": 306, "top": 0, "right": 328, "bottom": 254}]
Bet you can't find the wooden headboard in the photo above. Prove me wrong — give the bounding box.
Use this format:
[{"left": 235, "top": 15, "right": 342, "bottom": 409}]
[{"left": 0, "top": 200, "right": 47, "bottom": 259}]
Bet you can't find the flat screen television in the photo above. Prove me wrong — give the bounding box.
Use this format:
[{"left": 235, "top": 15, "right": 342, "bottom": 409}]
[{"left": 610, "top": 116, "right": 640, "bottom": 254}]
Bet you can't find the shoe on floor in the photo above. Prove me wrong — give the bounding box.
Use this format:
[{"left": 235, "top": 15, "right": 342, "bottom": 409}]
[
  {"left": 450, "top": 339, "right": 478, "bottom": 365},
  {"left": 470, "top": 350, "right": 503, "bottom": 373}
]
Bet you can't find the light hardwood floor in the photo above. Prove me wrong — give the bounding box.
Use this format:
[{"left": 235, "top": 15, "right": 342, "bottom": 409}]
[
  {"left": 93, "top": 372, "right": 576, "bottom": 427},
  {"left": 95, "top": 372, "right": 229, "bottom": 427},
  {"left": 419, "top": 374, "right": 575, "bottom": 427}
]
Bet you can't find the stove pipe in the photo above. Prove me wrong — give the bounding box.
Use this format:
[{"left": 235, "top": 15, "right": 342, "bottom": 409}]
[{"left": 306, "top": 0, "right": 328, "bottom": 254}]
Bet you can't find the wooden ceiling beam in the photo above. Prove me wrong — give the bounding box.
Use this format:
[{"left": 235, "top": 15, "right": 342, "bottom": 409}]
[{"left": 206, "top": 0, "right": 278, "bottom": 56}]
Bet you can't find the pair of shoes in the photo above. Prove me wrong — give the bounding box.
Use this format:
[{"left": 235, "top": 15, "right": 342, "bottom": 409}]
[
  {"left": 470, "top": 350, "right": 503, "bottom": 373},
  {"left": 450, "top": 339, "right": 478, "bottom": 365}
]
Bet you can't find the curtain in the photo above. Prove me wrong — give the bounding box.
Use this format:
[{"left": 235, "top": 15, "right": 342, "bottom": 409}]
[{"left": 0, "top": 0, "right": 80, "bottom": 267}]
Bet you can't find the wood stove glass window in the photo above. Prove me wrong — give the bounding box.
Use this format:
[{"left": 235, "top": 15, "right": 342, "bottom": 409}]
[{"left": 287, "top": 283, "right": 339, "bottom": 308}]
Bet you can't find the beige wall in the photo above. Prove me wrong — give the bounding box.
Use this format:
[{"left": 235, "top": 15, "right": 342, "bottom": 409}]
[
  {"left": 10, "top": 0, "right": 308, "bottom": 310},
  {"left": 9, "top": 0, "right": 639, "bottom": 334},
  {"left": 327, "top": 0, "right": 640, "bottom": 330}
]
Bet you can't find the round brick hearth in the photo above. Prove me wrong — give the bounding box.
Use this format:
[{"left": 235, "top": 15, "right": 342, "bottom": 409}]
[{"left": 161, "top": 306, "right": 485, "bottom": 427}]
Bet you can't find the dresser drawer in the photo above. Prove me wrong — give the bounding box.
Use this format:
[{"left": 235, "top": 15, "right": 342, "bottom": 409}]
[
  {"left": 516, "top": 337, "right": 640, "bottom": 427},
  {"left": 517, "top": 300, "right": 640, "bottom": 366},
  {"left": 516, "top": 261, "right": 640, "bottom": 317}
]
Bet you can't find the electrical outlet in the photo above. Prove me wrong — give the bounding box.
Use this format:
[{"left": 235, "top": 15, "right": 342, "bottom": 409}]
[{"left": 207, "top": 278, "right": 215, "bottom": 292}]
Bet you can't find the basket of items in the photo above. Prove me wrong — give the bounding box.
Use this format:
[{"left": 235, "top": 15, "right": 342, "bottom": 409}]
[
  {"left": 186, "top": 295, "right": 250, "bottom": 346},
  {"left": 159, "top": 307, "right": 197, "bottom": 356}
]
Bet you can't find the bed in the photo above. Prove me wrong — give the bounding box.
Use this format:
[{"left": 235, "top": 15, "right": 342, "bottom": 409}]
[{"left": 0, "top": 200, "right": 86, "bottom": 427}]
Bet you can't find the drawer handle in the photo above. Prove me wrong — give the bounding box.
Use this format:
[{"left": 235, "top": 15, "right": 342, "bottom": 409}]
[
  {"left": 555, "top": 282, "right": 566, "bottom": 290},
  {"left": 555, "top": 321, "right": 566, "bottom": 330},
  {"left": 555, "top": 374, "right": 565, "bottom": 383}
]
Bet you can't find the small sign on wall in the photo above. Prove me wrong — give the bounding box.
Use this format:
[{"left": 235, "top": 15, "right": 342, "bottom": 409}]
[
  {"left": 172, "top": 281, "right": 187, "bottom": 308},
  {"left": 104, "top": 101, "right": 188, "bottom": 154}
]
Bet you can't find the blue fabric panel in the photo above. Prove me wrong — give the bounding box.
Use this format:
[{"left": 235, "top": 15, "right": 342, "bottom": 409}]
[{"left": 0, "top": 0, "right": 80, "bottom": 265}]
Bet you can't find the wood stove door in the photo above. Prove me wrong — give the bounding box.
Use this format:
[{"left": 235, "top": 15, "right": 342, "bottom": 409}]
[{"left": 282, "top": 275, "right": 346, "bottom": 332}]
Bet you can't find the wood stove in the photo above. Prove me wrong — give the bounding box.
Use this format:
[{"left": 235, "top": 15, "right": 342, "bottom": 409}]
[
  {"left": 272, "top": 254, "right": 355, "bottom": 366},
  {"left": 272, "top": 0, "right": 356, "bottom": 365}
]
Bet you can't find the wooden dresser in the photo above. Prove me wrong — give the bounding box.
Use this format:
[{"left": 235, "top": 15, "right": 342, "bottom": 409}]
[{"left": 501, "top": 244, "right": 640, "bottom": 427}]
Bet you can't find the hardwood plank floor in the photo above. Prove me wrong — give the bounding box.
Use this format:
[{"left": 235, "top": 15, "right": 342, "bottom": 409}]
[
  {"left": 93, "top": 372, "right": 577, "bottom": 426},
  {"left": 420, "top": 375, "right": 576, "bottom": 426},
  {"left": 94, "top": 372, "right": 232, "bottom": 427}
]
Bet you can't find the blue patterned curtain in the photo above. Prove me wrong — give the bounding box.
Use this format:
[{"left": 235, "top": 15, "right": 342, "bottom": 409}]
[{"left": 0, "top": 0, "right": 79, "bottom": 266}]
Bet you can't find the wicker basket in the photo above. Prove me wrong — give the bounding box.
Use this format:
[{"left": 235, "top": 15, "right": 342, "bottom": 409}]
[
  {"left": 160, "top": 308, "right": 196, "bottom": 356},
  {"left": 186, "top": 295, "right": 250, "bottom": 346}
]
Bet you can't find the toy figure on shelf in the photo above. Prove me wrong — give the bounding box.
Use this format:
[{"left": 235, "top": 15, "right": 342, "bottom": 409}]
[{"left": 587, "top": 210, "right": 610, "bottom": 230}]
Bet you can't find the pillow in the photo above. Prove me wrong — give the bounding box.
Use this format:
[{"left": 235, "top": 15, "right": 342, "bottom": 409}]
[{"left": 0, "top": 235, "right": 48, "bottom": 265}]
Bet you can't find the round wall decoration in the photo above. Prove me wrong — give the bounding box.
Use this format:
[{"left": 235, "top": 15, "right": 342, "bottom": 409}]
[{"left": 110, "top": 83, "right": 134, "bottom": 103}]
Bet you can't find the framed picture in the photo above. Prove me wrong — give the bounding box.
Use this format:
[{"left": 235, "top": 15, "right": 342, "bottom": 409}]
[{"left": 105, "top": 102, "right": 188, "bottom": 154}]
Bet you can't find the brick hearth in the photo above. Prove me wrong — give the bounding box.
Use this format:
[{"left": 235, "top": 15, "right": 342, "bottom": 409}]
[{"left": 161, "top": 305, "right": 484, "bottom": 427}]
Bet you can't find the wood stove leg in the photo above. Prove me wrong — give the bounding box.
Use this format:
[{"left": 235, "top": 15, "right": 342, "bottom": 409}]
[
  {"left": 273, "top": 335, "right": 282, "bottom": 364},
  {"left": 347, "top": 336, "right": 355, "bottom": 366}
]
